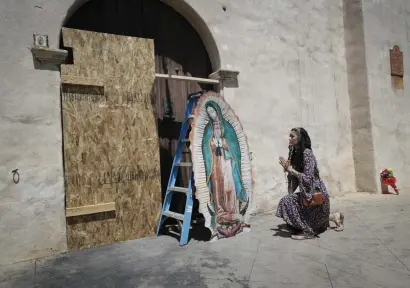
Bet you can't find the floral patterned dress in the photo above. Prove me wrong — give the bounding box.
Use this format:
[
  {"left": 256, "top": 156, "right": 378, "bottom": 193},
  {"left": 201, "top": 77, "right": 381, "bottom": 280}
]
[{"left": 275, "top": 149, "right": 330, "bottom": 234}]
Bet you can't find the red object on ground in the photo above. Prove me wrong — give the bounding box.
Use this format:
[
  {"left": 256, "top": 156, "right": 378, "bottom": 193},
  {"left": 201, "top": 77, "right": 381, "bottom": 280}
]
[{"left": 382, "top": 176, "right": 399, "bottom": 193}]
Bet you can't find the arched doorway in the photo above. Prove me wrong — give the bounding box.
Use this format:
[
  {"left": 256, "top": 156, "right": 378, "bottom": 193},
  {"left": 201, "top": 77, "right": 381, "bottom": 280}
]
[{"left": 62, "top": 0, "right": 216, "bottom": 227}]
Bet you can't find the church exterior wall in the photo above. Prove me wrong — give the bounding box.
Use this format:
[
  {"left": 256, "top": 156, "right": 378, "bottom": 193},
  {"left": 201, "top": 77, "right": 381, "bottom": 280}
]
[
  {"left": 185, "top": 0, "right": 356, "bottom": 212},
  {"left": 2, "top": 0, "right": 396, "bottom": 264},
  {"left": 362, "top": 0, "right": 410, "bottom": 192}
]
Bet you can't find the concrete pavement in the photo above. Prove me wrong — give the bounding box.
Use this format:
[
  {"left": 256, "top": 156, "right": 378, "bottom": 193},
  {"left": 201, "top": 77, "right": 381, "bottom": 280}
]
[{"left": 1, "top": 192, "right": 410, "bottom": 287}]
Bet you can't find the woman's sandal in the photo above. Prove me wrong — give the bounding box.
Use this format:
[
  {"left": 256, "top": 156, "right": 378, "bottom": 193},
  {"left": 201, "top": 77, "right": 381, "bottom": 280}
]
[
  {"left": 332, "top": 212, "right": 344, "bottom": 232},
  {"left": 291, "top": 232, "right": 316, "bottom": 240}
]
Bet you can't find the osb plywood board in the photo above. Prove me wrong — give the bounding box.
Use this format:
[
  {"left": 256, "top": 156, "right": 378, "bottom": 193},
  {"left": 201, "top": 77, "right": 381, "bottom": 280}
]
[{"left": 61, "top": 28, "right": 161, "bottom": 250}]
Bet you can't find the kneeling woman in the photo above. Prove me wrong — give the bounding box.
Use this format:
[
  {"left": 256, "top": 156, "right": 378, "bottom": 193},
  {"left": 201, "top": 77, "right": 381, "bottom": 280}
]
[{"left": 276, "top": 127, "right": 343, "bottom": 240}]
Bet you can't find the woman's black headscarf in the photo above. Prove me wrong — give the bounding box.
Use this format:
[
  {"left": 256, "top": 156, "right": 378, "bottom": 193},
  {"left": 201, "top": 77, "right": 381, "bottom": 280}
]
[{"left": 287, "top": 127, "right": 319, "bottom": 177}]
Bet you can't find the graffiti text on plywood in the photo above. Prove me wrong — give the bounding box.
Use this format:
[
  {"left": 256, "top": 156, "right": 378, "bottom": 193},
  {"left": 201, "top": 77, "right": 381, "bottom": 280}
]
[
  {"left": 64, "top": 168, "right": 158, "bottom": 187},
  {"left": 100, "top": 167, "right": 158, "bottom": 185}
]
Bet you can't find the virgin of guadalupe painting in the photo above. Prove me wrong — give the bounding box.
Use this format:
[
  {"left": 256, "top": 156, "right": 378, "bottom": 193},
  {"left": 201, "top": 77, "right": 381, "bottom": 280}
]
[{"left": 189, "top": 91, "right": 253, "bottom": 241}]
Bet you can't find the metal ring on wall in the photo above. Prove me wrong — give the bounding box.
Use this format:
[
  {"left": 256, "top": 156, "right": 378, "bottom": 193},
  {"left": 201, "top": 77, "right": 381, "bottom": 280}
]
[{"left": 12, "top": 169, "right": 20, "bottom": 184}]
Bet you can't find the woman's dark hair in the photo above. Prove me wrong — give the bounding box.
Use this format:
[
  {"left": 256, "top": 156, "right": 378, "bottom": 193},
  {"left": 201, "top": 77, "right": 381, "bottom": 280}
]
[{"left": 287, "top": 127, "right": 320, "bottom": 177}]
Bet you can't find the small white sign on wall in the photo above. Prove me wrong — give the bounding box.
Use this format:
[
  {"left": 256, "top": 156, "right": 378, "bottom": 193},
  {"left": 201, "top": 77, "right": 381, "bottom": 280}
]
[{"left": 33, "top": 33, "right": 49, "bottom": 48}]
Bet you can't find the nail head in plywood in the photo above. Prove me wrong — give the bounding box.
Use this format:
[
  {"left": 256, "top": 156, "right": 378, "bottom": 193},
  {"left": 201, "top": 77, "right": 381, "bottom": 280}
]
[{"left": 66, "top": 202, "right": 116, "bottom": 217}]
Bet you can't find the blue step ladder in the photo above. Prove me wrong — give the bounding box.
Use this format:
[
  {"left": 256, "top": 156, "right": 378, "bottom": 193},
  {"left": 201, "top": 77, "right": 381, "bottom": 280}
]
[{"left": 156, "top": 91, "right": 203, "bottom": 246}]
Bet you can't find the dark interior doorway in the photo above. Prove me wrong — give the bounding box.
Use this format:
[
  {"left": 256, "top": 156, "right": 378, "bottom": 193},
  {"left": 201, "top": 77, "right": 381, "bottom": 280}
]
[{"left": 62, "top": 0, "right": 215, "bottom": 219}]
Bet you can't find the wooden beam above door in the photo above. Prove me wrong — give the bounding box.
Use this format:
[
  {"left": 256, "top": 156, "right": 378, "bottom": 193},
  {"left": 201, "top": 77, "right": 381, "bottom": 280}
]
[
  {"left": 60, "top": 73, "right": 219, "bottom": 86},
  {"left": 155, "top": 73, "right": 219, "bottom": 84}
]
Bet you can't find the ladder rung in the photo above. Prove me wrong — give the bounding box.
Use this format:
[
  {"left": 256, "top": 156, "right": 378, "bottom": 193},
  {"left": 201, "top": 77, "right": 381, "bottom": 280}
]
[
  {"left": 175, "top": 162, "right": 192, "bottom": 167},
  {"left": 189, "top": 92, "right": 203, "bottom": 99},
  {"left": 181, "top": 139, "right": 190, "bottom": 143},
  {"left": 169, "top": 186, "right": 189, "bottom": 193},
  {"left": 163, "top": 211, "right": 184, "bottom": 221}
]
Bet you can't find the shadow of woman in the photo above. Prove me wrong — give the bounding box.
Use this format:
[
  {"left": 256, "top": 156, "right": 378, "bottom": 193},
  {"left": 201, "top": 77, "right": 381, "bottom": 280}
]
[
  {"left": 271, "top": 223, "right": 301, "bottom": 238},
  {"left": 271, "top": 228, "right": 292, "bottom": 238}
]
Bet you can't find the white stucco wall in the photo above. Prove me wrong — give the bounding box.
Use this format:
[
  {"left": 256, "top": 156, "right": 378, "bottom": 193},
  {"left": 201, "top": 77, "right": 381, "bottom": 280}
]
[
  {"left": 0, "top": 0, "right": 356, "bottom": 264},
  {"left": 362, "top": 0, "right": 410, "bottom": 192},
  {"left": 184, "top": 0, "right": 356, "bottom": 212},
  {"left": 0, "top": 0, "right": 70, "bottom": 264}
]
